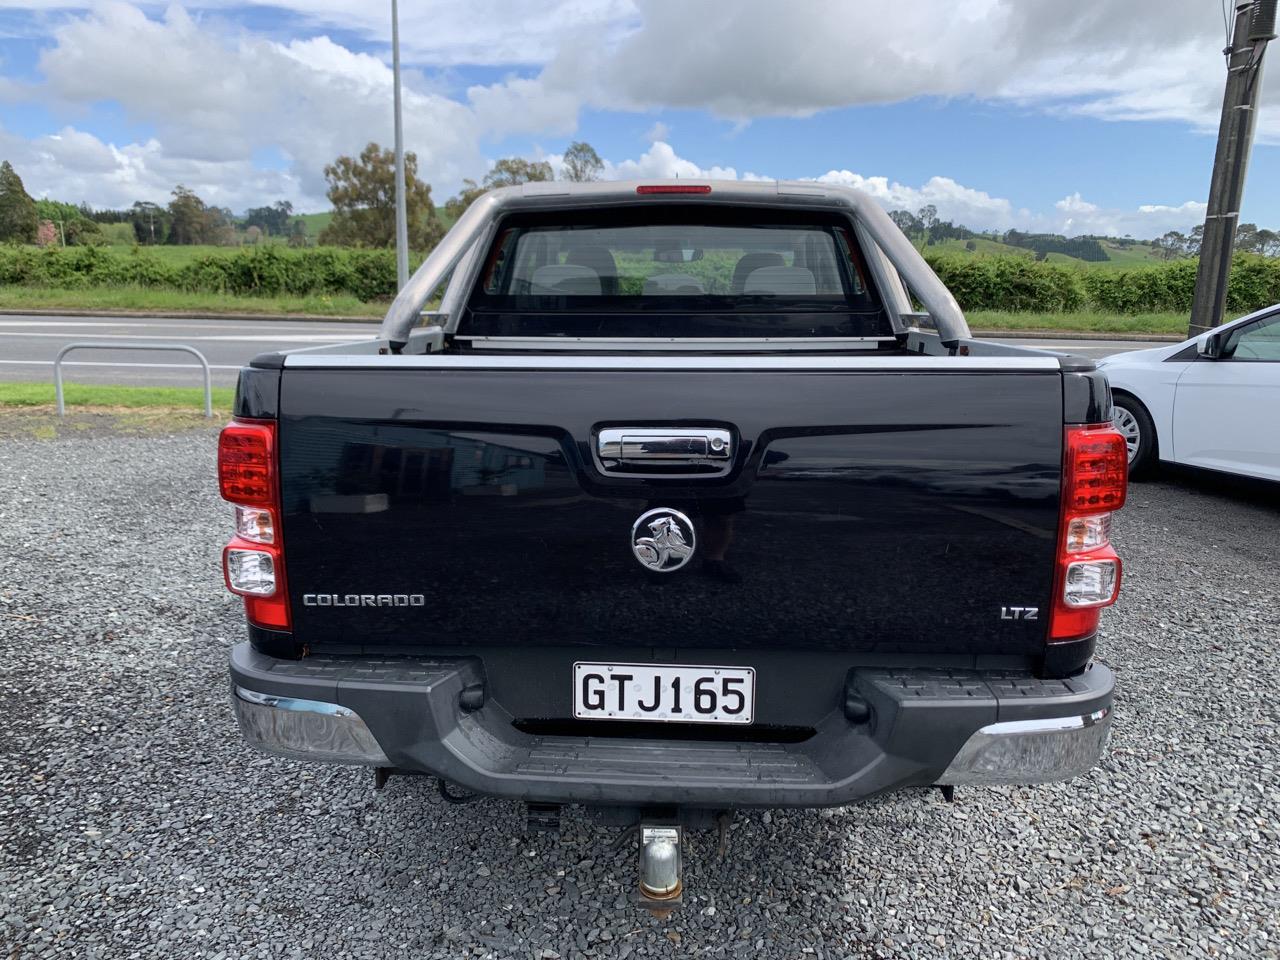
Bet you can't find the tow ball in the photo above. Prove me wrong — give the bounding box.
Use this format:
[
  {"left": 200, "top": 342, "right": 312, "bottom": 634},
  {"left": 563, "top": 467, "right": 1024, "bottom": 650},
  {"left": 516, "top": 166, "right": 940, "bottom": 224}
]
[{"left": 633, "top": 823, "right": 683, "bottom": 914}]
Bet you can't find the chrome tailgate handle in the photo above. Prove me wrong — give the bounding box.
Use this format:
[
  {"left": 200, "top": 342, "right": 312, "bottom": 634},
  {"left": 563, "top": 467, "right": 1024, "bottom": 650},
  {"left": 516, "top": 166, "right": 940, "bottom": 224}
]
[{"left": 597, "top": 428, "right": 732, "bottom": 468}]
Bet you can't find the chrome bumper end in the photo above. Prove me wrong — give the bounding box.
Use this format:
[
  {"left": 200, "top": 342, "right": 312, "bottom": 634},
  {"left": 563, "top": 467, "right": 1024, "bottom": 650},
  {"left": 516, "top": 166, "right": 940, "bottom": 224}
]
[
  {"left": 937, "top": 707, "right": 1112, "bottom": 786},
  {"left": 232, "top": 685, "right": 389, "bottom": 765}
]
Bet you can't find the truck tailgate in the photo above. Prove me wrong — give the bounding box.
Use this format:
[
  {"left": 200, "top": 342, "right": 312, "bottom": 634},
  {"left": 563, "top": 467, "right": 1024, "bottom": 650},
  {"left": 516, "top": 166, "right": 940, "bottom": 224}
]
[{"left": 278, "top": 360, "right": 1063, "bottom": 656}]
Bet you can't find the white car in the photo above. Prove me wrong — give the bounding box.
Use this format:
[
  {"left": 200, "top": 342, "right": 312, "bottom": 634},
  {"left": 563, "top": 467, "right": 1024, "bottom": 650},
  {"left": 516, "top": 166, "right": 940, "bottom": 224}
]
[{"left": 1096, "top": 307, "right": 1280, "bottom": 481}]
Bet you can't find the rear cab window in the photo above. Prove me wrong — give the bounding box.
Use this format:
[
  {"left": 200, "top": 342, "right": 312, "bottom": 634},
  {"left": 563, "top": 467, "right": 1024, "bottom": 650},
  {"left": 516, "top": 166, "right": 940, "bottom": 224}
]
[{"left": 458, "top": 206, "right": 890, "bottom": 340}]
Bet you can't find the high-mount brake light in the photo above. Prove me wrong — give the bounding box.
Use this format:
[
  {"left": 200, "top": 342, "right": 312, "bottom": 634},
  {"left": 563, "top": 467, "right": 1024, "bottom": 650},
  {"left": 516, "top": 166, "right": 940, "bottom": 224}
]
[
  {"left": 218, "top": 418, "right": 291, "bottom": 631},
  {"left": 1048, "top": 423, "right": 1127, "bottom": 643},
  {"left": 636, "top": 184, "right": 712, "bottom": 195}
]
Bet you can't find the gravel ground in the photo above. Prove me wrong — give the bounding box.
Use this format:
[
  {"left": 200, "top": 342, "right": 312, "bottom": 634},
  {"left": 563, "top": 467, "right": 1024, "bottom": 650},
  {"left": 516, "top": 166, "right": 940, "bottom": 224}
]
[{"left": 1, "top": 425, "right": 1277, "bottom": 960}]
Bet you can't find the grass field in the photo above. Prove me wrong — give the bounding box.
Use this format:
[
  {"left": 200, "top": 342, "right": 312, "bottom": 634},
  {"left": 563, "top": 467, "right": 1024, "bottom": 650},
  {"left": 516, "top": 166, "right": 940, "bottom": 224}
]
[
  {"left": 295, "top": 211, "right": 334, "bottom": 238},
  {"left": 0, "top": 286, "right": 383, "bottom": 317},
  {"left": 923, "top": 237, "right": 1168, "bottom": 268},
  {"left": 295, "top": 208, "right": 455, "bottom": 240},
  {"left": 0, "top": 381, "right": 236, "bottom": 410},
  {"left": 924, "top": 237, "right": 1029, "bottom": 258},
  {"left": 967, "top": 310, "right": 1187, "bottom": 335}
]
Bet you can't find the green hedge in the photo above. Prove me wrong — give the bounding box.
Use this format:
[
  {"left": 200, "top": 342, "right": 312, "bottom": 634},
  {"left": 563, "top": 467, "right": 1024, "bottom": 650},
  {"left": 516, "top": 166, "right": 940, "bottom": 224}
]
[
  {"left": 0, "top": 245, "right": 418, "bottom": 303},
  {"left": 925, "top": 252, "right": 1280, "bottom": 315},
  {"left": 5, "top": 243, "right": 1280, "bottom": 314}
]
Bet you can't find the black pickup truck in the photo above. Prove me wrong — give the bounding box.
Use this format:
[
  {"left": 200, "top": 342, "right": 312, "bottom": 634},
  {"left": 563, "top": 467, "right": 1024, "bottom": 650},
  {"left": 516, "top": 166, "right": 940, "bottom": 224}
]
[{"left": 220, "top": 181, "right": 1126, "bottom": 904}]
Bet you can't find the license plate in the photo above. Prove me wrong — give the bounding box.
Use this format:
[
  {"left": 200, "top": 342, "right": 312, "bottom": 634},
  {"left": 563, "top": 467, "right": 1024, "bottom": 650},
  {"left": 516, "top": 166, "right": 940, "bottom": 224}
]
[{"left": 573, "top": 662, "right": 755, "bottom": 724}]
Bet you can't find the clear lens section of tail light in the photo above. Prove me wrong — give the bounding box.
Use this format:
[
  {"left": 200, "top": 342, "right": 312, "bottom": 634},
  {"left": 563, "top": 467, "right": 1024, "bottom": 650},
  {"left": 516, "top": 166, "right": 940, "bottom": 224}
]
[
  {"left": 226, "top": 548, "right": 277, "bottom": 596},
  {"left": 234, "top": 506, "right": 275, "bottom": 544},
  {"left": 1063, "top": 559, "right": 1119, "bottom": 607},
  {"left": 1065, "top": 514, "right": 1111, "bottom": 553}
]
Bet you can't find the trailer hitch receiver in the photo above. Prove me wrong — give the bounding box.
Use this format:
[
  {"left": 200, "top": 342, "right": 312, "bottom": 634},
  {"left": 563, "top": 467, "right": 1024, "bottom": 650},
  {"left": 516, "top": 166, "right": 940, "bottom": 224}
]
[{"left": 635, "top": 824, "right": 683, "bottom": 911}]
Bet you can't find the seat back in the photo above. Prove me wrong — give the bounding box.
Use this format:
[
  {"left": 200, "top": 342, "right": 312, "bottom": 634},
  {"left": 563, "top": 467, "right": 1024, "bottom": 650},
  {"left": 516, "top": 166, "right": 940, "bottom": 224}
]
[
  {"left": 730, "top": 252, "right": 785, "bottom": 294},
  {"left": 742, "top": 265, "right": 817, "bottom": 296}
]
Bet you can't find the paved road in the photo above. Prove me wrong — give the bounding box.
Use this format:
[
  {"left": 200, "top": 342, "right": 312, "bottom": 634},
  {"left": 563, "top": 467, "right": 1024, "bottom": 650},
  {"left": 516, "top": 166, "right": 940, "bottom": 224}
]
[
  {"left": 0, "top": 314, "right": 379, "bottom": 388},
  {"left": 0, "top": 314, "right": 1162, "bottom": 389},
  {"left": 993, "top": 336, "right": 1163, "bottom": 359}
]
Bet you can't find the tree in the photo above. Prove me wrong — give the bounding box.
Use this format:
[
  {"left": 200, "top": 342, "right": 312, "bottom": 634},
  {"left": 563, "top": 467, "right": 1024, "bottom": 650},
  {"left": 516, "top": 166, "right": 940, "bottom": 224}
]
[
  {"left": 1153, "top": 231, "right": 1187, "bottom": 260},
  {"left": 162, "top": 186, "right": 234, "bottom": 245},
  {"left": 0, "top": 161, "right": 38, "bottom": 243},
  {"left": 243, "top": 200, "right": 295, "bottom": 237},
  {"left": 1257, "top": 228, "right": 1280, "bottom": 257},
  {"left": 63, "top": 217, "right": 104, "bottom": 246},
  {"left": 484, "top": 157, "right": 553, "bottom": 189},
  {"left": 1187, "top": 224, "right": 1204, "bottom": 257},
  {"left": 130, "top": 201, "right": 168, "bottom": 245},
  {"left": 1234, "top": 222, "right": 1260, "bottom": 254},
  {"left": 916, "top": 204, "right": 938, "bottom": 240},
  {"left": 167, "top": 185, "right": 210, "bottom": 245},
  {"left": 444, "top": 156, "right": 554, "bottom": 221},
  {"left": 319, "top": 142, "right": 444, "bottom": 249},
  {"left": 889, "top": 209, "right": 922, "bottom": 239},
  {"left": 34, "top": 199, "right": 106, "bottom": 246},
  {"left": 444, "top": 179, "right": 486, "bottom": 223},
  {"left": 562, "top": 141, "right": 603, "bottom": 182}
]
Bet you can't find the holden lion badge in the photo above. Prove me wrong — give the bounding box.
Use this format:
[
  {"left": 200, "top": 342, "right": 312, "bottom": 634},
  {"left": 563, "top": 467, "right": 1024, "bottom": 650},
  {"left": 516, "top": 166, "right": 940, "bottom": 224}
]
[{"left": 631, "top": 508, "right": 696, "bottom": 573}]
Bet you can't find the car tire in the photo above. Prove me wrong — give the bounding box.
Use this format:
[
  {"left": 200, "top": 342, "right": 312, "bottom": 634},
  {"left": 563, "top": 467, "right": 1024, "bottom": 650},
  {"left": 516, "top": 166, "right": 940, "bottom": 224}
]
[{"left": 1111, "top": 393, "right": 1157, "bottom": 479}]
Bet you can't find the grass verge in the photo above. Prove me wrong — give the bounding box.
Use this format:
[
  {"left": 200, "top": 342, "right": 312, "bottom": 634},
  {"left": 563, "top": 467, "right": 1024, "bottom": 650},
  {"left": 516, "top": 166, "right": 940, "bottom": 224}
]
[
  {"left": 0, "top": 285, "right": 383, "bottom": 318},
  {"left": 967, "top": 310, "right": 1188, "bottom": 336},
  {"left": 0, "top": 381, "right": 235, "bottom": 411},
  {"left": 0, "top": 383, "right": 232, "bottom": 439}
]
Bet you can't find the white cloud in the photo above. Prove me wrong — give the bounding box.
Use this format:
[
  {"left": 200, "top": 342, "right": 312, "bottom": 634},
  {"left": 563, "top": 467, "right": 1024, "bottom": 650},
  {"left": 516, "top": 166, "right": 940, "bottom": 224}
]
[
  {"left": 816, "top": 170, "right": 1025, "bottom": 231},
  {"left": 0, "top": 123, "right": 307, "bottom": 210},
  {"left": 562, "top": 0, "right": 1279, "bottom": 140},
  {"left": 1039, "top": 191, "right": 1208, "bottom": 237},
  {"left": 602, "top": 140, "right": 757, "bottom": 181},
  {"left": 15, "top": 3, "right": 572, "bottom": 208},
  {"left": 0, "top": 0, "right": 637, "bottom": 67},
  {"left": 0, "top": 0, "right": 1233, "bottom": 235},
  {"left": 10, "top": 0, "right": 1272, "bottom": 139},
  {"left": 539, "top": 142, "right": 1205, "bottom": 237}
]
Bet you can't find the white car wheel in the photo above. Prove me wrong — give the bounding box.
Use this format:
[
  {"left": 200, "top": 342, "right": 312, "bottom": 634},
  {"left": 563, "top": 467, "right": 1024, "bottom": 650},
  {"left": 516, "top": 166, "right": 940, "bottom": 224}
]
[
  {"left": 1111, "top": 396, "right": 1157, "bottom": 477},
  {"left": 1112, "top": 405, "right": 1141, "bottom": 464}
]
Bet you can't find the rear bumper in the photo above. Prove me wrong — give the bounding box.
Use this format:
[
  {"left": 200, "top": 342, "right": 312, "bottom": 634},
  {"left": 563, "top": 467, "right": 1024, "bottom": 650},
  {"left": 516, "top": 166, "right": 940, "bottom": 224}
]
[{"left": 229, "top": 642, "right": 1114, "bottom": 807}]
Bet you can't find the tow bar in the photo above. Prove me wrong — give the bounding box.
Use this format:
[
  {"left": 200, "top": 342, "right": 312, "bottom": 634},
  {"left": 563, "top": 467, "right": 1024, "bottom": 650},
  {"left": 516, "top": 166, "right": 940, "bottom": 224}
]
[{"left": 634, "top": 823, "right": 683, "bottom": 914}]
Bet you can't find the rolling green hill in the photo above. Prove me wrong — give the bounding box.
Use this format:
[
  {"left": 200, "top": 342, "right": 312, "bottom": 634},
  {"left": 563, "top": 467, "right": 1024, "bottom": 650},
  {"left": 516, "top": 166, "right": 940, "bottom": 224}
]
[
  {"left": 924, "top": 237, "right": 1030, "bottom": 258},
  {"left": 924, "top": 236, "right": 1174, "bottom": 269},
  {"left": 296, "top": 211, "right": 334, "bottom": 238}
]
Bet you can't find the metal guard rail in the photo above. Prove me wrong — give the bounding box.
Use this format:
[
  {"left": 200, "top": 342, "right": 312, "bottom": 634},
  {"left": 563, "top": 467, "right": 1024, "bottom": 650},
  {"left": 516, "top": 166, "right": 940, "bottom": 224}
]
[{"left": 53, "top": 341, "right": 214, "bottom": 418}]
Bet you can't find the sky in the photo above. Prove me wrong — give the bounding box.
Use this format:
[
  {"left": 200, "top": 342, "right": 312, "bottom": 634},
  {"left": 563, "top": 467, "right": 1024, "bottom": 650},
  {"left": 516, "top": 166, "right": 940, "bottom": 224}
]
[{"left": 0, "top": 0, "right": 1277, "bottom": 239}]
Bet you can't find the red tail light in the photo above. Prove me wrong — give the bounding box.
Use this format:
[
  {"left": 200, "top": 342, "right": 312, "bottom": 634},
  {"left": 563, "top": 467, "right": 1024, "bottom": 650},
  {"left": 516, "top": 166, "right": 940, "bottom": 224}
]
[
  {"left": 636, "top": 184, "right": 712, "bottom": 195},
  {"left": 218, "top": 422, "right": 275, "bottom": 507},
  {"left": 1048, "top": 423, "right": 1127, "bottom": 643},
  {"left": 218, "top": 418, "right": 291, "bottom": 631},
  {"left": 1063, "top": 424, "right": 1127, "bottom": 513}
]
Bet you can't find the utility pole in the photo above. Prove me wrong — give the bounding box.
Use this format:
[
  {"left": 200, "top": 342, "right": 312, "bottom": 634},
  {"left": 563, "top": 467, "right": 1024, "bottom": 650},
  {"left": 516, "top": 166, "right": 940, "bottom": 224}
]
[
  {"left": 1189, "top": 0, "right": 1277, "bottom": 338},
  {"left": 391, "top": 0, "right": 410, "bottom": 291}
]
